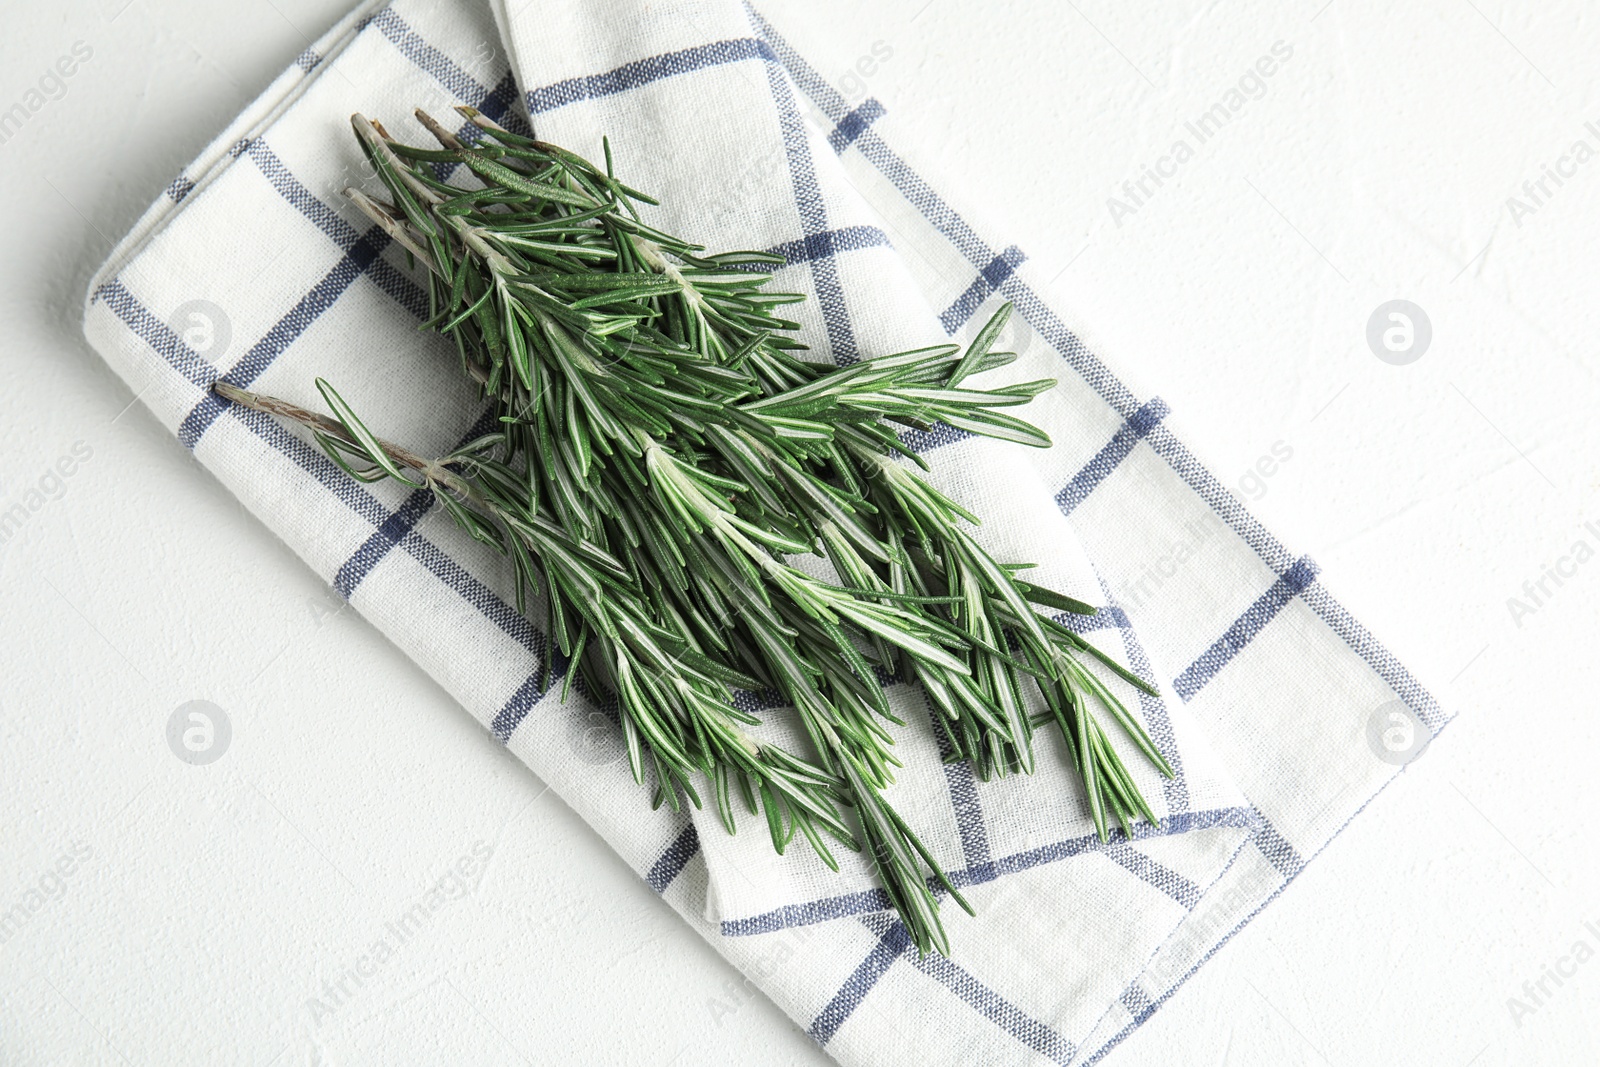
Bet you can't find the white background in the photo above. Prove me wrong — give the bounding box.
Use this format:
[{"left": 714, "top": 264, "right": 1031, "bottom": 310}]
[{"left": 4, "top": 0, "right": 1600, "bottom": 1064}]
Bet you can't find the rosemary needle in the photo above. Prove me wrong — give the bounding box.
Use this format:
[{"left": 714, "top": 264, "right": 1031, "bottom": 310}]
[{"left": 216, "top": 108, "right": 1172, "bottom": 956}]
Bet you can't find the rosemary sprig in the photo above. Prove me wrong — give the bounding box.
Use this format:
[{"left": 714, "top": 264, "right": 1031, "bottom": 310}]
[{"left": 218, "top": 109, "right": 1174, "bottom": 955}]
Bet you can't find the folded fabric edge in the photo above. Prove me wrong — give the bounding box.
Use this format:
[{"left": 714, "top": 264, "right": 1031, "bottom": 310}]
[
  {"left": 81, "top": 0, "right": 391, "bottom": 313},
  {"left": 486, "top": 0, "right": 1263, "bottom": 934},
  {"left": 74, "top": 0, "right": 1247, "bottom": 951},
  {"left": 717, "top": 804, "right": 1263, "bottom": 938},
  {"left": 68, "top": 2, "right": 1459, "bottom": 1062},
  {"left": 1069, "top": 743, "right": 1459, "bottom": 1066},
  {"left": 748, "top": 4, "right": 1450, "bottom": 737}
]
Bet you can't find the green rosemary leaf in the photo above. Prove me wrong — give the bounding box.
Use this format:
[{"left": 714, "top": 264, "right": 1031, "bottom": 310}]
[
  {"left": 314, "top": 379, "right": 425, "bottom": 488},
  {"left": 218, "top": 115, "right": 1184, "bottom": 957},
  {"left": 1014, "top": 580, "right": 1097, "bottom": 616}
]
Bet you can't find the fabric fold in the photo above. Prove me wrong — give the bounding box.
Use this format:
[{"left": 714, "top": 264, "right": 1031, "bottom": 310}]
[
  {"left": 478, "top": 0, "right": 1252, "bottom": 926},
  {"left": 79, "top": 1, "right": 1447, "bottom": 1063}
]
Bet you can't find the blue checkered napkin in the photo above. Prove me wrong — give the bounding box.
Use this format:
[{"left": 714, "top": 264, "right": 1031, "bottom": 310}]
[
  {"left": 480, "top": 0, "right": 1256, "bottom": 930},
  {"left": 77, "top": 0, "right": 1448, "bottom": 1063}
]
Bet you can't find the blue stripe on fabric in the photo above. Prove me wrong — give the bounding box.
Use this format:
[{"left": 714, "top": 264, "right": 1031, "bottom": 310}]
[
  {"left": 1104, "top": 844, "right": 1202, "bottom": 910},
  {"left": 371, "top": 9, "right": 530, "bottom": 138},
  {"left": 828, "top": 98, "right": 885, "bottom": 154},
  {"left": 1119, "top": 983, "right": 1156, "bottom": 1025},
  {"left": 1078, "top": 771, "right": 1436, "bottom": 1066},
  {"left": 230, "top": 405, "right": 394, "bottom": 528},
  {"left": 465, "top": 69, "right": 528, "bottom": 134},
  {"left": 165, "top": 135, "right": 445, "bottom": 452},
  {"left": 759, "top": 49, "right": 859, "bottom": 364},
  {"left": 524, "top": 37, "right": 776, "bottom": 115},
  {"left": 1172, "top": 556, "right": 1320, "bottom": 702},
  {"left": 96, "top": 279, "right": 216, "bottom": 389},
  {"left": 747, "top": 14, "right": 1451, "bottom": 1060},
  {"left": 166, "top": 175, "right": 195, "bottom": 203},
  {"left": 921, "top": 687, "right": 997, "bottom": 886},
  {"left": 97, "top": 292, "right": 551, "bottom": 700},
  {"left": 1135, "top": 422, "right": 1446, "bottom": 728},
  {"left": 1094, "top": 578, "right": 1191, "bottom": 813},
  {"left": 808, "top": 917, "right": 912, "bottom": 1045},
  {"left": 924, "top": 596, "right": 1190, "bottom": 894},
  {"left": 986, "top": 807, "right": 1260, "bottom": 877},
  {"left": 294, "top": 47, "right": 321, "bottom": 73},
  {"left": 331, "top": 409, "right": 498, "bottom": 601},
  {"left": 247, "top": 140, "right": 358, "bottom": 245},
  {"left": 371, "top": 8, "right": 497, "bottom": 106},
  {"left": 1055, "top": 398, "right": 1171, "bottom": 516},
  {"left": 943, "top": 760, "right": 996, "bottom": 883},
  {"left": 755, "top": 225, "right": 890, "bottom": 270},
  {"left": 720, "top": 805, "right": 1261, "bottom": 937},
  {"left": 939, "top": 246, "right": 1026, "bottom": 335},
  {"left": 100, "top": 29, "right": 1459, "bottom": 1062},
  {"left": 1048, "top": 603, "right": 1128, "bottom": 636},
  {"left": 752, "top": 6, "right": 1147, "bottom": 413},
  {"left": 908, "top": 950, "right": 1076, "bottom": 1065},
  {"left": 895, "top": 421, "right": 974, "bottom": 453},
  {"left": 246, "top": 141, "right": 430, "bottom": 319},
  {"left": 491, "top": 674, "right": 547, "bottom": 743},
  {"left": 814, "top": 913, "right": 1075, "bottom": 1063},
  {"left": 1298, "top": 582, "right": 1449, "bottom": 732},
  {"left": 398, "top": 529, "right": 540, "bottom": 652},
  {"left": 368, "top": 9, "right": 526, "bottom": 183},
  {"left": 1251, "top": 820, "right": 1306, "bottom": 880},
  {"left": 490, "top": 645, "right": 596, "bottom": 743},
  {"left": 334, "top": 489, "right": 437, "bottom": 599},
  {"left": 646, "top": 823, "right": 702, "bottom": 894},
  {"left": 176, "top": 228, "right": 391, "bottom": 449}
]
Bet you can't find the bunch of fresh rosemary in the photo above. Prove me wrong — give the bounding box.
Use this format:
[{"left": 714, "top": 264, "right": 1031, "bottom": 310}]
[{"left": 218, "top": 107, "right": 1172, "bottom": 955}]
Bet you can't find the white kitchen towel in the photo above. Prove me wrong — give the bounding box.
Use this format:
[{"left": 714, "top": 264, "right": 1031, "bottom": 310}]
[
  {"left": 79, "top": 0, "right": 1449, "bottom": 1064},
  {"left": 474, "top": 0, "right": 1252, "bottom": 927}
]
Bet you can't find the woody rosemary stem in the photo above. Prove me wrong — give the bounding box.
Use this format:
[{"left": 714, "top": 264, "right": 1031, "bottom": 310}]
[
  {"left": 214, "top": 381, "right": 475, "bottom": 503},
  {"left": 216, "top": 108, "right": 1179, "bottom": 957}
]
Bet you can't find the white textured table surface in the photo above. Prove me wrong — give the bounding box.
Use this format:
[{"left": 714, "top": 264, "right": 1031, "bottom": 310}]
[{"left": 4, "top": 1, "right": 1599, "bottom": 1064}]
